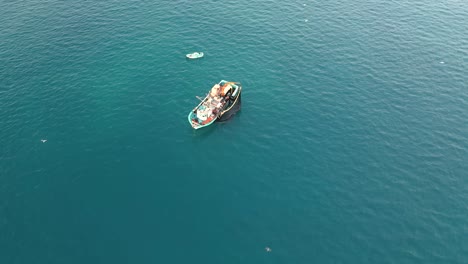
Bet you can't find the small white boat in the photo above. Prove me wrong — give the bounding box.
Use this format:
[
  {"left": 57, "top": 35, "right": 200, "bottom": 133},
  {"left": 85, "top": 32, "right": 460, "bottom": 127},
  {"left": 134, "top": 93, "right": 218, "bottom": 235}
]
[{"left": 186, "top": 52, "right": 204, "bottom": 59}]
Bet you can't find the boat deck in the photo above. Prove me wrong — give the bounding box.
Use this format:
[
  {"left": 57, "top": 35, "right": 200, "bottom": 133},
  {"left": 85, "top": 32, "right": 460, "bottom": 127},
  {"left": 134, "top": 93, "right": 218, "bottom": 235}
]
[{"left": 188, "top": 81, "right": 241, "bottom": 129}]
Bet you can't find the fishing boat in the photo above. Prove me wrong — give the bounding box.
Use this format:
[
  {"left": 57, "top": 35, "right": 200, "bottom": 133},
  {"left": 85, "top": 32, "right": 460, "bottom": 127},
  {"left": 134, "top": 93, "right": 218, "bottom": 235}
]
[
  {"left": 186, "top": 52, "right": 204, "bottom": 59},
  {"left": 188, "top": 80, "right": 242, "bottom": 129}
]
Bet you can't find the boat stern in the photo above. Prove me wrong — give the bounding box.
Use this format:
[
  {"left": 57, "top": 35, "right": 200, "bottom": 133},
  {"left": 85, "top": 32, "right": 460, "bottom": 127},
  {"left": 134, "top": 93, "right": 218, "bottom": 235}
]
[{"left": 188, "top": 111, "right": 201, "bottom": 129}]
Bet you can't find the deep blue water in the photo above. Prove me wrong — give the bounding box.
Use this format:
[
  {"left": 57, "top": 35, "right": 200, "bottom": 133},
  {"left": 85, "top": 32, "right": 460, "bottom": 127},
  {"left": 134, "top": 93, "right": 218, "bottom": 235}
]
[{"left": 1, "top": 0, "right": 468, "bottom": 263}]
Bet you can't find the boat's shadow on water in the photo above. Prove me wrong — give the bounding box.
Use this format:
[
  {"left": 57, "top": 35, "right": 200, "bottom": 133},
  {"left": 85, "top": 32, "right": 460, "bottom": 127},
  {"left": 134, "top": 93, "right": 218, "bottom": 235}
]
[{"left": 217, "top": 111, "right": 240, "bottom": 124}]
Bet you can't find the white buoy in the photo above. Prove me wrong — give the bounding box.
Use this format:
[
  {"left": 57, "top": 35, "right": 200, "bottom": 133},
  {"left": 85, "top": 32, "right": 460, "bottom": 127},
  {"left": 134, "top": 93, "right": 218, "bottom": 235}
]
[
  {"left": 440, "top": 61, "right": 445, "bottom": 64},
  {"left": 265, "top": 247, "right": 272, "bottom": 252},
  {"left": 305, "top": 19, "right": 308, "bottom": 22},
  {"left": 303, "top": 3, "right": 307, "bottom": 6}
]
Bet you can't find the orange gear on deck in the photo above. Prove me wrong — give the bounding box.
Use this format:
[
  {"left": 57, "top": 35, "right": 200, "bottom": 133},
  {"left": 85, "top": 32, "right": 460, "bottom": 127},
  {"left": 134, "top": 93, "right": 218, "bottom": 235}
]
[{"left": 220, "top": 82, "right": 234, "bottom": 96}]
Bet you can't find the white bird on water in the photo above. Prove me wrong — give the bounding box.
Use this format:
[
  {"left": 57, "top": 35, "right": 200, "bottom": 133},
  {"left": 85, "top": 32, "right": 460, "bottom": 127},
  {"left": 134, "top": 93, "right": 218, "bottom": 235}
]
[
  {"left": 41, "top": 139, "right": 47, "bottom": 143},
  {"left": 265, "top": 247, "right": 272, "bottom": 252}
]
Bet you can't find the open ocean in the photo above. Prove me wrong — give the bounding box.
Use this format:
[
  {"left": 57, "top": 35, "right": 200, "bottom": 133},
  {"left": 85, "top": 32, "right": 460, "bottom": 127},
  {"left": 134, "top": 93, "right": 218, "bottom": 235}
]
[{"left": 1, "top": 0, "right": 468, "bottom": 263}]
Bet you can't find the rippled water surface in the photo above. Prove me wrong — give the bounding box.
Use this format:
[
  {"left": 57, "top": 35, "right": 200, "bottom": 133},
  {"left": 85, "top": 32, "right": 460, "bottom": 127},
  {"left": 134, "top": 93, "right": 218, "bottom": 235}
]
[{"left": 1, "top": 0, "right": 468, "bottom": 263}]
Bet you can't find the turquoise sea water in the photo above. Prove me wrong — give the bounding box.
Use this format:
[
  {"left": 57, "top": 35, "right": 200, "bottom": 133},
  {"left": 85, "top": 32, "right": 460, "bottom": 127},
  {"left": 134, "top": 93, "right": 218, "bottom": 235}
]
[{"left": 1, "top": 0, "right": 468, "bottom": 263}]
